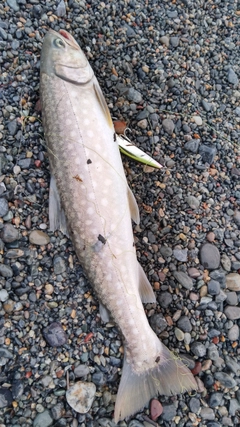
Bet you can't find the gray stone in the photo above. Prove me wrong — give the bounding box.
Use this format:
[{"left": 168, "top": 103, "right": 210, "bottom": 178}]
[
  {"left": 184, "top": 140, "right": 200, "bottom": 153},
  {"left": 162, "top": 119, "right": 175, "bottom": 135},
  {"left": 221, "top": 254, "right": 231, "bottom": 272},
  {"left": 191, "top": 342, "right": 206, "bottom": 357},
  {"left": 0, "top": 347, "right": 13, "bottom": 359},
  {"left": 186, "top": 196, "right": 200, "bottom": 210},
  {"left": 74, "top": 364, "right": 90, "bottom": 378},
  {"left": 177, "top": 316, "right": 192, "bottom": 332},
  {"left": 189, "top": 397, "right": 200, "bottom": 413},
  {"left": 227, "top": 68, "right": 239, "bottom": 85},
  {"left": 53, "top": 256, "right": 66, "bottom": 275},
  {"left": 7, "top": 120, "right": 18, "bottom": 136},
  {"left": 150, "top": 313, "right": 167, "bottom": 335},
  {"left": 170, "top": 37, "right": 179, "bottom": 47},
  {"left": 210, "top": 270, "right": 226, "bottom": 288},
  {"left": 229, "top": 399, "right": 240, "bottom": 416},
  {"left": 0, "top": 388, "right": 13, "bottom": 408},
  {"left": 200, "top": 407, "right": 215, "bottom": 420},
  {"left": 225, "top": 356, "right": 240, "bottom": 376},
  {"left": 66, "top": 382, "right": 96, "bottom": 413},
  {"left": 1, "top": 223, "right": 18, "bottom": 243},
  {"left": 92, "top": 371, "right": 105, "bottom": 386},
  {"left": 0, "top": 27, "right": 8, "bottom": 41},
  {"left": 208, "top": 392, "right": 223, "bottom": 408},
  {"left": 175, "top": 328, "right": 184, "bottom": 341},
  {"left": 228, "top": 324, "right": 239, "bottom": 341},
  {"left": 29, "top": 230, "right": 50, "bottom": 246},
  {"left": 173, "top": 247, "right": 188, "bottom": 262},
  {"left": 0, "top": 265, "right": 13, "bottom": 278},
  {"left": 161, "top": 403, "right": 177, "bottom": 421},
  {"left": 208, "top": 343, "right": 219, "bottom": 361},
  {"left": 173, "top": 271, "right": 193, "bottom": 290},
  {"left": 160, "top": 246, "right": 172, "bottom": 259},
  {"left": 18, "top": 158, "right": 32, "bottom": 169},
  {"left": 43, "top": 322, "right": 68, "bottom": 347},
  {"left": 235, "top": 107, "right": 240, "bottom": 116},
  {"left": 12, "top": 380, "right": 24, "bottom": 400},
  {"left": 0, "top": 198, "right": 9, "bottom": 218},
  {"left": 127, "top": 88, "right": 142, "bottom": 103},
  {"left": 214, "top": 372, "right": 236, "bottom": 388},
  {"left": 224, "top": 306, "right": 240, "bottom": 320},
  {"left": 226, "top": 273, "right": 240, "bottom": 291},
  {"left": 0, "top": 289, "right": 8, "bottom": 302},
  {"left": 199, "top": 145, "right": 216, "bottom": 164},
  {"left": 226, "top": 292, "right": 238, "bottom": 305},
  {"left": 6, "top": 0, "right": 19, "bottom": 12},
  {"left": 159, "top": 36, "right": 169, "bottom": 47},
  {"left": 51, "top": 403, "right": 63, "bottom": 420},
  {"left": 33, "top": 410, "right": 53, "bottom": 427},
  {"left": 202, "top": 100, "right": 212, "bottom": 112},
  {"left": 207, "top": 280, "right": 220, "bottom": 296},
  {"left": 157, "top": 291, "right": 172, "bottom": 308},
  {"left": 137, "top": 119, "right": 148, "bottom": 129},
  {"left": 234, "top": 210, "right": 240, "bottom": 225},
  {"left": 56, "top": 0, "right": 66, "bottom": 17},
  {"left": 200, "top": 243, "right": 220, "bottom": 270},
  {"left": 128, "top": 421, "right": 144, "bottom": 427}
]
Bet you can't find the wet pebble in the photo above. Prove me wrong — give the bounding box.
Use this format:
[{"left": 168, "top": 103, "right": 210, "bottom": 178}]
[
  {"left": 199, "top": 145, "right": 216, "bottom": 164},
  {"left": 173, "top": 271, "right": 193, "bottom": 290},
  {"left": 0, "top": 264, "right": 13, "bottom": 278},
  {"left": 74, "top": 365, "right": 90, "bottom": 378},
  {"left": 161, "top": 403, "right": 176, "bottom": 421},
  {"left": 0, "top": 289, "right": 8, "bottom": 302},
  {"left": 208, "top": 393, "right": 223, "bottom": 408},
  {"left": 186, "top": 195, "right": 200, "bottom": 210},
  {"left": 226, "top": 273, "right": 240, "bottom": 291},
  {"left": 228, "top": 324, "right": 239, "bottom": 341},
  {"left": 207, "top": 280, "right": 220, "bottom": 296},
  {"left": 200, "top": 407, "right": 215, "bottom": 420},
  {"left": 33, "top": 410, "right": 53, "bottom": 427},
  {"left": 191, "top": 342, "right": 206, "bottom": 357},
  {"left": 214, "top": 372, "right": 236, "bottom": 388},
  {"left": 66, "top": 382, "right": 96, "bottom": 413},
  {"left": 162, "top": 119, "right": 175, "bottom": 135},
  {"left": 53, "top": 256, "right": 66, "bottom": 275},
  {"left": 0, "top": 198, "right": 9, "bottom": 218},
  {"left": 177, "top": 316, "right": 192, "bottom": 333},
  {"left": 200, "top": 243, "right": 220, "bottom": 269},
  {"left": 224, "top": 306, "right": 240, "bottom": 320},
  {"left": 1, "top": 223, "right": 18, "bottom": 243},
  {"left": 29, "top": 230, "right": 50, "bottom": 246},
  {"left": 189, "top": 397, "right": 200, "bottom": 413},
  {"left": 0, "top": 388, "right": 13, "bottom": 408},
  {"left": 150, "top": 399, "right": 163, "bottom": 420},
  {"left": 43, "top": 322, "right": 68, "bottom": 347},
  {"left": 173, "top": 247, "right": 188, "bottom": 262}
]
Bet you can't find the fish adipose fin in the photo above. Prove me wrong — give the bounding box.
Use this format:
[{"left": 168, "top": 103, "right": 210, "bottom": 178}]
[
  {"left": 93, "top": 79, "right": 113, "bottom": 129},
  {"left": 138, "top": 262, "right": 156, "bottom": 303},
  {"left": 99, "top": 302, "right": 111, "bottom": 323},
  {"left": 114, "top": 342, "right": 197, "bottom": 423},
  {"left": 127, "top": 186, "right": 140, "bottom": 224},
  {"left": 49, "top": 175, "right": 69, "bottom": 237}
]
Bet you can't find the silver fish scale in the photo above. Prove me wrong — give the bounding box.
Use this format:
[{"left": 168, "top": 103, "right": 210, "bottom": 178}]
[{"left": 40, "top": 73, "right": 154, "bottom": 372}]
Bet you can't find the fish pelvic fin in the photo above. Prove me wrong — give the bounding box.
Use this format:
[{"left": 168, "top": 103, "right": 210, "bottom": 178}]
[
  {"left": 114, "top": 342, "right": 197, "bottom": 423},
  {"left": 127, "top": 186, "right": 140, "bottom": 225},
  {"left": 138, "top": 262, "right": 156, "bottom": 304}
]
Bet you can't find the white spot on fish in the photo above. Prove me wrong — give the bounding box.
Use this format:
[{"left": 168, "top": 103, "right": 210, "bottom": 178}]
[
  {"left": 101, "top": 198, "right": 108, "bottom": 207},
  {"left": 87, "top": 130, "right": 94, "bottom": 138},
  {"left": 74, "top": 157, "right": 81, "bottom": 165},
  {"left": 70, "top": 130, "right": 77, "bottom": 138},
  {"left": 66, "top": 118, "right": 72, "bottom": 126},
  {"left": 87, "top": 207, "right": 94, "bottom": 215},
  {"left": 105, "top": 179, "right": 112, "bottom": 186},
  {"left": 88, "top": 193, "right": 95, "bottom": 200},
  {"left": 84, "top": 118, "right": 90, "bottom": 125},
  {"left": 85, "top": 220, "right": 93, "bottom": 226}
]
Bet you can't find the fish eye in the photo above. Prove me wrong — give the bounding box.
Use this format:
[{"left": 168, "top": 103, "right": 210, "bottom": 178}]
[{"left": 54, "top": 38, "right": 66, "bottom": 48}]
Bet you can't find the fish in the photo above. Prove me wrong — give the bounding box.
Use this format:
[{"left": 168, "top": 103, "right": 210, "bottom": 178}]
[{"left": 40, "top": 29, "right": 197, "bottom": 423}]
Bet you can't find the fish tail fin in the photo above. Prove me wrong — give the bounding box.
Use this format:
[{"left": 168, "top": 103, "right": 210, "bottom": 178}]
[{"left": 114, "top": 341, "right": 197, "bottom": 423}]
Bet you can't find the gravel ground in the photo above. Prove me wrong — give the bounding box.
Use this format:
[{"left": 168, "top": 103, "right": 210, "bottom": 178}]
[{"left": 0, "top": 0, "right": 240, "bottom": 426}]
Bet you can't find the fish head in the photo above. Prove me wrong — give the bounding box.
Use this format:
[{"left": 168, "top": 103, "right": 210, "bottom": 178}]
[{"left": 40, "top": 29, "right": 94, "bottom": 84}]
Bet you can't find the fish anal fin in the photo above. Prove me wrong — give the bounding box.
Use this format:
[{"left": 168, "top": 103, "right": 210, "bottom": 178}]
[
  {"left": 93, "top": 79, "right": 113, "bottom": 129},
  {"left": 114, "top": 342, "right": 197, "bottom": 423},
  {"left": 127, "top": 186, "right": 140, "bottom": 225},
  {"left": 138, "top": 262, "right": 156, "bottom": 303},
  {"left": 99, "top": 302, "right": 110, "bottom": 323},
  {"left": 49, "top": 175, "right": 69, "bottom": 237}
]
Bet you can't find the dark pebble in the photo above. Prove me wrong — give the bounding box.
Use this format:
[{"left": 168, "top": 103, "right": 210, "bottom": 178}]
[
  {"left": 208, "top": 393, "right": 223, "bottom": 408},
  {"left": 0, "top": 198, "right": 9, "bottom": 217},
  {"left": 43, "top": 322, "right": 68, "bottom": 347},
  {"left": 200, "top": 243, "right": 220, "bottom": 270},
  {"left": 0, "top": 388, "right": 13, "bottom": 408},
  {"left": 1, "top": 223, "right": 18, "bottom": 243},
  {"left": 161, "top": 403, "right": 177, "bottom": 421},
  {"left": 177, "top": 316, "right": 192, "bottom": 332},
  {"left": 199, "top": 145, "right": 216, "bottom": 164}
]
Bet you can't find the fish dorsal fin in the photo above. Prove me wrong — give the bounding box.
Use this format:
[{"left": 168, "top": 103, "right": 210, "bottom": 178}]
[
  {"left": 138, "top": 262, "right": 156, "bottom": 303},
  {"left": 93, "top": 78, "right": 113, "bottom": 129},
  {"left": 127, "top": 186, "right": 140, "bottom": 225},
  {"left": 49, "top": 175, "right": 69, "bottom": 237}
]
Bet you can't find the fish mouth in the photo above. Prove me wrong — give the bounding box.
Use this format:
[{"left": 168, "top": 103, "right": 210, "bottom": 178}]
[{"left": 49, "top": 29, "right": 80, "bottom": 51}]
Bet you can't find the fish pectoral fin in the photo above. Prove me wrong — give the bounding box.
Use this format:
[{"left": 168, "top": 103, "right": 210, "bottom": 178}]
[
  {"left": 49, "top": 175, "right": 69, "bottom": 237},
  {"left": 114, "top": 342, "right": 197, "bottom": 423},
  {"left": 138, "top": 262, "right": 156, "bottom": 303},
  {"left": 127, "top": 186, "right": 140, "bottom": 225},
  {"left": 99, "top": 302, "right": 111, "bottom": 323},
  {"left": 93, "top": 78, "right": 113, "bottom": 129}
]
